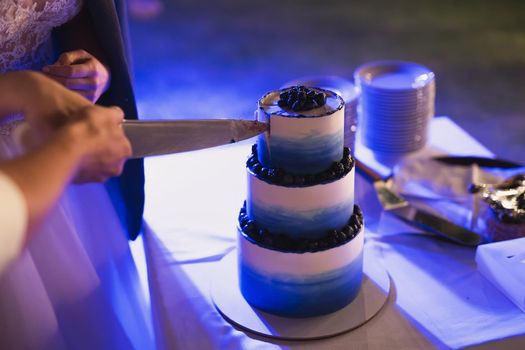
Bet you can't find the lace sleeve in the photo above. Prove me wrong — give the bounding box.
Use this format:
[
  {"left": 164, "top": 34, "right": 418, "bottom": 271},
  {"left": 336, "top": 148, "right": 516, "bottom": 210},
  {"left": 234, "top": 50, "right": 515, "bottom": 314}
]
[{"left": 0, "top": 0, "right": 83, "bottom": 72}]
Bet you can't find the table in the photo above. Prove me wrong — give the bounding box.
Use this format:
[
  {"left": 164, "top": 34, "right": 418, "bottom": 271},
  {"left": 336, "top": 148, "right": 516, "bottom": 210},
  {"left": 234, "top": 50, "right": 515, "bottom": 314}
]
[{"left": 134, "top": 117, "right": 525, "bottom": 349}]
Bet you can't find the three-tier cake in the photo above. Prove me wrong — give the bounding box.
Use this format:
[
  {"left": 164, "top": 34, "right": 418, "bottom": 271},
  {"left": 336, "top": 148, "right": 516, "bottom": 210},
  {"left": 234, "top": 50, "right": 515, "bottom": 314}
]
[{"left": 237, "top": 86, "right": 364, "bottom": 318}]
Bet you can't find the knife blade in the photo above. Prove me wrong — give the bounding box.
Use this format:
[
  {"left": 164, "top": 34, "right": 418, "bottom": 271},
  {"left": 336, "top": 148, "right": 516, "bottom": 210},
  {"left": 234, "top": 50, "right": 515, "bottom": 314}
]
[
  {"left": 356, "top": 158, "right": 487, "bottom": 246},
  {"left": 123, "top": 119, "right": 268, "bottom": 158},
  {"left": 434, "top": 156, "right": 523, "bottom": 169}
]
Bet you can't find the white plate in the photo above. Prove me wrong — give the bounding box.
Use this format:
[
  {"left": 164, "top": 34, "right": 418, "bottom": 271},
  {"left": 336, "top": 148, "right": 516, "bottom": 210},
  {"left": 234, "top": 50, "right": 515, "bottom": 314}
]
[
  {"left": 211, "top": 250, "right": 391, "bottom": 341},
  {"left": 354, "top": 60, "right": 435, "bottom": 92},
  {"left": 360, "top": 82, "right": 435, "bottom": 96}
]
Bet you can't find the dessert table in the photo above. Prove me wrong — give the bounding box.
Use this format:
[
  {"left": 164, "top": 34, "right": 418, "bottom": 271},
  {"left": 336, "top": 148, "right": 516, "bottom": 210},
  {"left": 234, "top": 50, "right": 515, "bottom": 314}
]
[{"left": 130, "top": 117, "right": 525, "bottom": 349}]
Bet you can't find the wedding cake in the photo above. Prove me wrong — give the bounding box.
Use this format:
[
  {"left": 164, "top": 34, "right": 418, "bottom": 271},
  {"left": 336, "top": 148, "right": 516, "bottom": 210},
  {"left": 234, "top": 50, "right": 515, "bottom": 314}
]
[{"left": 237, "top": 86, "right": 364, "bottom": 318}]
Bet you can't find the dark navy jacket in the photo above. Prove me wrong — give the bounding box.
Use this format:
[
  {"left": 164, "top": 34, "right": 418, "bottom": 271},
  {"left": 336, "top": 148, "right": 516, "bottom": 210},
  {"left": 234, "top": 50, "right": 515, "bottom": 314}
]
[{"left": 54, "top": 0, "right": 145, "bottom": 240}]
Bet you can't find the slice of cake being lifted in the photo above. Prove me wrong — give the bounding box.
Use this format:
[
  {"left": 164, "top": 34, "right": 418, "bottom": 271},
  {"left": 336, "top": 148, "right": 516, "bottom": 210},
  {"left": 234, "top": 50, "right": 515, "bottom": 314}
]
[{"left": 237, "top": 86, "right": 364, "bottom": 318}]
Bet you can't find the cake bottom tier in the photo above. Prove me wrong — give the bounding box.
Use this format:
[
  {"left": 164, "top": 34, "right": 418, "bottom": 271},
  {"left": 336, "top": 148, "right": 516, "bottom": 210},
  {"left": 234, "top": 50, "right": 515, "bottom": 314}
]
[{"left": 237, "top": 219, "right": 364, "bottom": 318}]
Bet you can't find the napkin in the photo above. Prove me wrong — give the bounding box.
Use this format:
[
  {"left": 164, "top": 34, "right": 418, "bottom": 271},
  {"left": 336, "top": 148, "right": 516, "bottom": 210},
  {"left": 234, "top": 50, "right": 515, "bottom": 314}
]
[{"left": 476, "top": 238, "right": 525, "bottom": 313}]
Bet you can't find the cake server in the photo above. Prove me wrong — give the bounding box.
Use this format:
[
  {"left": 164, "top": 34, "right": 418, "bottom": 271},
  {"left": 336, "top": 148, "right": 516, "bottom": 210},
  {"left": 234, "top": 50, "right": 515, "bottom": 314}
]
[
  {"left": 355, "top": 158, "right": 487, "bottom": 246},
  {"left": 123, "top": 119, "right": 268, "bottom": 158}
]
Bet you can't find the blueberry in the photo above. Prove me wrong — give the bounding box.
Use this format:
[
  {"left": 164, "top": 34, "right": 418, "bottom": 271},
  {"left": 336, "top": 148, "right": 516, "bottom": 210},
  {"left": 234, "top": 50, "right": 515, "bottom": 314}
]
[
  {"left": 355, "top": 214, "right": 364, "bottom": 226},
  {"left": 308, "top": 241, "right": 319, "bottom": 251},
  {"left": 305, "top": 174, "right": 315, "bottom": 184},
  {"left": 263, "top": 235, "right": 274, "bottom": 246},
  {"left": 245, "top": 220, "right": 257, "bottom": 233},
  {"left": 296, "top": 239, "right": 309, "bottom": 251},
  {"left": 239, "top": 215, "right": 249, "bottom": 227},
  {"left": 251, "top": 144, "right": 258, "bottom": 154},
  {"left": 316, "top": 92, "right": 327, "bottom": 105},
  {"left": 266, "top": 168, "right": 277, "bottom": 181},
  {"left": 247, "top": 156, "right": 257, "bottom": 167},
  {"left": 337, "top": 231, "right": 347, "bottom": 243},
  {"left": 257, "top": 228, "right": 268, "bottom": 238},
  {"left": 343, "top": 147, "right": 350, "bottom": 157},
  {"left": 316, "top": 171, "right": 329, "bottom": 183},
  {"left": 298, "top": 90, "right": 306, "bottom": 101},
  {"left": 260, "top": 167, "right": 270, "bottom": 178},
  {"left": 252, "top": 163, "right": 262, "bottom": 174},
  {"left": 282, "top": 174, "right": 294, "bottom": 185},
  {"left": 272, "top": 168, "right": 284, "bottom": 181},
  {"left": 274, "top": 234, "right": 288, "bottom": 249},
  {"left": 334, "top": 163, "right": 345, "bottom": 176},
  {"left": 295, "top": 175, "right": 305, "bottom": 185},
  {"left": 318, "top": 239, "right": 329, "bottom": 250}
]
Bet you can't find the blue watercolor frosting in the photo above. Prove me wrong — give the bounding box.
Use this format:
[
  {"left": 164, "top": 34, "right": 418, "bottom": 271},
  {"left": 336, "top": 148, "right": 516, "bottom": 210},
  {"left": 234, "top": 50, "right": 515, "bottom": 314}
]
[
  {"left": 248, "top": 199, "right": 354, "bottom": 239},
  {"left": 258, "top": 129, "right": 343, "bottom": 174},
  {"left": 239, "top": 252, "right": 363, "bottom": 317}
]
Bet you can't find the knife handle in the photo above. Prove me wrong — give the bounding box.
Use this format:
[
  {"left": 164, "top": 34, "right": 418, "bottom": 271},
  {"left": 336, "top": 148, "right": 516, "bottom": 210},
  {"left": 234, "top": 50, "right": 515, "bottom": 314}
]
[{"left": 355, "top": 158, "right": 385, "bottom": 183}]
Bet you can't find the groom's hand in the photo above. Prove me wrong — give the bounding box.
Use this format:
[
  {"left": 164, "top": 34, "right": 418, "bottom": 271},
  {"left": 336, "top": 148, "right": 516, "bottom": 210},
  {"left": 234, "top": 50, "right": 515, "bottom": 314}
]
[
  {"left": 17, "top": 72, "right": 91, "bottom": 146},
  {"left": 58, "top": 105, "right": 131, "bottom": 183},
  {"left": 43, "top": 49, "right": 110, "bottom": 103}
]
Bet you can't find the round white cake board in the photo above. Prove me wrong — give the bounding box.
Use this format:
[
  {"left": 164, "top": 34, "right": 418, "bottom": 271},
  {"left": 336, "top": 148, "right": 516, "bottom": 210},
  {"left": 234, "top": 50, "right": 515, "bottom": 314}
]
[{"left": 211, "top": 249, "right": 391, "bottom": 341}]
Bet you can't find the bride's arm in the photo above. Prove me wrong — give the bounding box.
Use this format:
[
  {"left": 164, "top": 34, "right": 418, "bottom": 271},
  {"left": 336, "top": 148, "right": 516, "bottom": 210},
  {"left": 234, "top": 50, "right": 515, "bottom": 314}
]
[{"left": 0, "top": 72, "right": 130, "bottom": 247}]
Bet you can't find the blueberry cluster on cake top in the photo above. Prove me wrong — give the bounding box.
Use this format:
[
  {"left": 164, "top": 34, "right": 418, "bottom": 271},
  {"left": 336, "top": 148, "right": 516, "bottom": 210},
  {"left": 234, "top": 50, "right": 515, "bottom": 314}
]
[
  {"left": 259, "top": 85, "right": 344, "bottom": 118},
  {"left": 277, "top": 86, "right": 327, "bottom": 111}
]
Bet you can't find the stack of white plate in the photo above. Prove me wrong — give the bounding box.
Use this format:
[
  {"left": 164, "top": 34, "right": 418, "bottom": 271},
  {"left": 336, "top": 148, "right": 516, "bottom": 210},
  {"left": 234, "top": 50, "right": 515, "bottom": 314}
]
[
  {"left": 281, "top": 75, "right": 360, "bottom": 154},
  {"left": 354, "top": 61, "right": 435, "bottom": 153}
]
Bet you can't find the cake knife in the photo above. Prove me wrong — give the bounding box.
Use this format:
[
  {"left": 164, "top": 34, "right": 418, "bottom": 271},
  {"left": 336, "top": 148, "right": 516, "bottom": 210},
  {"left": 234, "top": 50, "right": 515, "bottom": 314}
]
[
  {"left": 355, "top": 158, "right": 487, "bottom": 246},
  {"left": 122, "top": 119, "right": 268, "bottom": 158}
]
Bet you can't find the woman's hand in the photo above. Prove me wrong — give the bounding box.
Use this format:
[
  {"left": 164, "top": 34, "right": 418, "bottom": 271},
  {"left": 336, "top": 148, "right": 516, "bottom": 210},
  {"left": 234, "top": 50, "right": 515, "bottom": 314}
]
[
  {"left": 59, "top": 105, "right": 132, "bottom": 183},
  {"left": 43, "top": 49, "right": 110, "bottom": 103}
]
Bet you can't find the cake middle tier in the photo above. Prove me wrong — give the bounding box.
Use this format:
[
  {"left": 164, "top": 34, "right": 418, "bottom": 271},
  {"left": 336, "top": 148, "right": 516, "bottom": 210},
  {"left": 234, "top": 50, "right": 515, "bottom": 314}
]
[{"left": 247, "top": 166, "right": 355, "bottom": 240}]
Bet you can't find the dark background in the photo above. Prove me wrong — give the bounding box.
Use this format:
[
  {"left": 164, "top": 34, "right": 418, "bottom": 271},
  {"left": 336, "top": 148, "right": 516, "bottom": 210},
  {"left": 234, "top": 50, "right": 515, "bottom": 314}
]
[{"left": 129, "top": 0, "right": 525, "bottom": 163}]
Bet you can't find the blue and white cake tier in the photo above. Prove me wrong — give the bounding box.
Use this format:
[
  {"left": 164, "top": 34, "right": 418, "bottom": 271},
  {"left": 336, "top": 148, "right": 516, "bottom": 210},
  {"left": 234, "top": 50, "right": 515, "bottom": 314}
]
[
  {"left": 256, "top": 88, "right": 345, "bottom": 175},
  {"left": 238, "top": 224, "right": 364, "bottom": 318},
  {"left": 247, "top": 167, "right": 355, "bottom": 240}
]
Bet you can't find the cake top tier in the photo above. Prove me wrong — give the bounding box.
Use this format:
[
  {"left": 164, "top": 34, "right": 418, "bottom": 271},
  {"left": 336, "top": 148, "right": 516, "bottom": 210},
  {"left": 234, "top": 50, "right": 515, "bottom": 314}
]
[
  {"left": 256, "top": 86, "right": 346, "bottom": 175},
  {"left": 259, "top": 86, "right": 344, "bottom": 118}
]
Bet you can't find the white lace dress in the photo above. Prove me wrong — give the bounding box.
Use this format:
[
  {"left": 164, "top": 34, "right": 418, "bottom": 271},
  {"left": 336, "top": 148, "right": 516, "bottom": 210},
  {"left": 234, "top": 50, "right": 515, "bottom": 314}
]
[{"left": 0, "top": 2, "right": 153, "bottom": 349}]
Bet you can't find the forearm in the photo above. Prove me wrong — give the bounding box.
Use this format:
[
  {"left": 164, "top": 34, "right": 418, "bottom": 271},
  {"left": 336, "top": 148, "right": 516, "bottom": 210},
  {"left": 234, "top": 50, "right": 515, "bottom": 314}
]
[{"left": 0, "top": 131, "right": 82, "bottom": 237}]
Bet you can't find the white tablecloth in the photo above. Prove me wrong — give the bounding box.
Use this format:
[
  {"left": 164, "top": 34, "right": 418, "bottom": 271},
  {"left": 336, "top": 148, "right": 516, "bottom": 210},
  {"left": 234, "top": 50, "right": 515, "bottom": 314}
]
[{"left": 138, "top": 117, "right": 525, "bottom": 349}]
